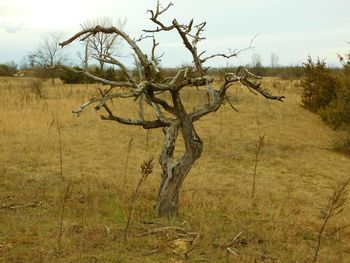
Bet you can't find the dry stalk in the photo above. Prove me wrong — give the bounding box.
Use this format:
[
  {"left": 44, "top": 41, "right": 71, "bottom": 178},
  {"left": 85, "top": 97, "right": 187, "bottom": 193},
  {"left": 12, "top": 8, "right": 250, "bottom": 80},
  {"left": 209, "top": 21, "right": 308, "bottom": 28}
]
[
  {"left": 313, "top": 177, "right": 350, "bottom": 262},
  {"left": 145, "top": 129, "right": 150, "bottom": 152},
  {"left": 251, "top": 133, "right": 265, "bottom": 200},
  {"left": 49, "top": 116, "right": 64, "bottom": 180},
  {"left": 57, "top": 182, "right": 70, "bottom": 253},
  {"left": 29, "top": 78, "right": 44, "bottom": 98},
  {"left": 123, "top": 138, "right": 133, "bottom": 189},
  {"left": 124, "top": 157, "right": 153, "bottom": 242}
]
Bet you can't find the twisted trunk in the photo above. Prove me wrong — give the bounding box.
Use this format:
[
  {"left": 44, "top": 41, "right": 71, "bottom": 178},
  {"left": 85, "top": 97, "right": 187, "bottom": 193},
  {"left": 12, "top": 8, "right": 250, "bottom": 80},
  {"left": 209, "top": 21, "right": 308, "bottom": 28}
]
[{"left": 155, "top": 118, "right": 203, "bottom": 217}]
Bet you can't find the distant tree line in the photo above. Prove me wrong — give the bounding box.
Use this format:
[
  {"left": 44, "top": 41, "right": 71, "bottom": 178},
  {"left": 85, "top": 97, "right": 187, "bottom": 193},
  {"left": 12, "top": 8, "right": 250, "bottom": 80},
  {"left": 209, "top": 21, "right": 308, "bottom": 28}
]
[{"left": 0, "top": 62, "right": 17, "bottom": 76}]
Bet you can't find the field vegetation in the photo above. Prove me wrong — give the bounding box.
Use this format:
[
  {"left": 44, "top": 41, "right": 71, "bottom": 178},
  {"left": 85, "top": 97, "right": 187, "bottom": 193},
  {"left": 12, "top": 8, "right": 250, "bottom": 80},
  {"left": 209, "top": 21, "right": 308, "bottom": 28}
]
[{"left": 1, "top": 75, "right": 349, "bottom": 262}]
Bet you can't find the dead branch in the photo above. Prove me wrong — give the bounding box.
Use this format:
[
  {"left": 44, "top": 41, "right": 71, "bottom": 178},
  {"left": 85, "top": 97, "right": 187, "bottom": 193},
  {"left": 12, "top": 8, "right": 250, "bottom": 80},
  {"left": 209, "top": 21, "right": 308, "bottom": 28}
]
[
  {"left": 50, "top": 65, "right": 136, "bottom": 88},
  {"left": 145, "top": 1, "right": 175, "bottom": 32},
  {"left": 92, "top": 55, "right": 135, "bottom": 83},
  {"left": 225, "top": 94, "right": 239, "bottom": 112},
  {"left": 139, "top": 225, "right": 199, "bottom": 238},
  {"left": 240, "top": 78, "right": 285, "bottom": 101},
  {"left": 60, "top": 25, "right": 151, "bottom": 76},
  {"left": 201, "top": 34, "right": 258, "bottom": 64},
  {"left": 227, "top": 247, "right": 239, "bottom": 256},
  {"left": 222, "top": 231, "right": 244, "bottom": 248},
  {"left": 72, "top": 93, "right": 135, "bottom": 116},
  {"left": 0, "top": 201, "right": 43, "bottom": 210},
  {"left": 101, "top": 114, "right": 169, "bottom": 129}
]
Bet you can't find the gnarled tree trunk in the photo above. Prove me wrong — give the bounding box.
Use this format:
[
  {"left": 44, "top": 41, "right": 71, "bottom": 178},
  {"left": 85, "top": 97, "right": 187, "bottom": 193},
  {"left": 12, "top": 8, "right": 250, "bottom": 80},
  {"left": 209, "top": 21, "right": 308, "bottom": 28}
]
[{"left": 155, "top": 116, "right": 203, "bottom": 216}]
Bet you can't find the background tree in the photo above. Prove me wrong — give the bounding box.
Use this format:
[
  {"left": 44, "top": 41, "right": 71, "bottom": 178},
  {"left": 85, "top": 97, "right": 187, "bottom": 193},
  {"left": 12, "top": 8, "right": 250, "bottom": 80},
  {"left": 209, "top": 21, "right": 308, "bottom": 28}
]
[
  {"left": 29, "top": 32, "right": 67, "bottom": 84},
  {"left": 251, "top": 53, "right": 265, "bottom": 76},
  {"left": 82, "top": 17, "right": 127, "bottom": 71},
  {"left": 53, "top": 1, "right": 284, "bottom": 217},
  {"left": 301, "top": 57, "right": 338, "bottom": 113},
  {"left": 0, "top": 61, "right": 17, "bottom": 76},
  {"left": 270, "top": 52, "right": 279, "bottom": 68}
]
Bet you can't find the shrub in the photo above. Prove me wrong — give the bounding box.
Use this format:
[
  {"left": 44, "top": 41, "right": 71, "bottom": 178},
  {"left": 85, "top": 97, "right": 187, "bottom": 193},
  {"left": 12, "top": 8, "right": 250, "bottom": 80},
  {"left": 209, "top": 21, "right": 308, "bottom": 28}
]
[
  {"left": 0, "top": 62, "right": 17, "bottom": 76},
  {"left": 300, "top": 53, "right": 350, "bottom": 154},
  {"left": 60, "top": 66, "right": 92, "bottom": 84},
  {"left": 300, "top": 57, "right": 338, "bottom": 112},
  {"left": 60, "top": 66, "right": 126, "bottom": 84}
]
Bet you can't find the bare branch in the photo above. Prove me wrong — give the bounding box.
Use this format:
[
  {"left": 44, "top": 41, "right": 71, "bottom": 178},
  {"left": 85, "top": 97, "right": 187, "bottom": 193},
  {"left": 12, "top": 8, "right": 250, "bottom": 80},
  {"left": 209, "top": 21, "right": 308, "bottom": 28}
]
[
  {"left": 201, "top": 34, "right": 258, "bottom": 64},
  {"left": 72, "top": 92, "right": 136, "bottom": 116},
  {"left": 145, "top": 1, "right": 175, "bottom": 32},
  {"left": 92, "top": 54, "right": 135, "bottom": 83},
  {"left": 50, "top": 65, "right": 136, "bottom": 88},
  {"left": 171, "top": 19, "right": 203, "bottom": 72},
  {"left": 190, "top": 68, "right": 284, "bottom": 122},
  {"left": 60, "top": 26, "right": 151, "bottom": 77},
  {"left": 239, "top": 78, "right": 285, "bottom": 102},
  {"left": 147, "top": 90, "right": 174, "bottom": 114},
  {"left": 98, "top": 88, "right": 114, "bottom": 116},
  {"left": 101, "top": 114, "right": 168, "bottom": 129},
  {"left": 151, "top": 36, "right": 161, "bottom": 73},
  {"left": 191, "top": 22, "right": 206, "bottom": 48},
  {"left": 225, "top": 94, "right": 239, "bottom": 112}
]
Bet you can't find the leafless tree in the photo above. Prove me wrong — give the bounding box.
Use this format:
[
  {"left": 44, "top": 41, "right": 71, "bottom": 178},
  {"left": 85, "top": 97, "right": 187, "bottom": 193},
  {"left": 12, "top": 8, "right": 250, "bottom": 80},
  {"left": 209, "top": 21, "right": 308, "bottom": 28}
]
[
  {"left": 52, "top": 1, "right": 285, "bottom": 217},
  {"left": 29, "top": 32, "right": 67, "bottom": 84},
  {"left": 251, "top": 53, "right": 262, "bottom": 68},
  {"left": 251, "top": 53, "right": 264, "bottom": 76},
  {"left": 82, "top": 17, "right": 127, "bottom": 70},
  {"left": 270, "top": 53, "right": 279, "bottom": 68}
]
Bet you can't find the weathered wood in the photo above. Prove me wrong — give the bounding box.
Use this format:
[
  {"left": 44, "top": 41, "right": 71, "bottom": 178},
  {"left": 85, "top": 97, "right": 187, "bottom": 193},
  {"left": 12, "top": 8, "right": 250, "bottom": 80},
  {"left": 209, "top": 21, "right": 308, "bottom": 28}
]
[{"left": 53, "top": 1, "right": 285, "bottom": 217}]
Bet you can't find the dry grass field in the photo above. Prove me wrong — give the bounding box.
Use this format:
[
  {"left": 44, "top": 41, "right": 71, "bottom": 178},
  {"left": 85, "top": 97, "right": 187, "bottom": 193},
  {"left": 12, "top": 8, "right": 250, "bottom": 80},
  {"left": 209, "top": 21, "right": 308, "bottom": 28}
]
[{"left": 0, "top": 76, "right": 349, "bottom": 263}]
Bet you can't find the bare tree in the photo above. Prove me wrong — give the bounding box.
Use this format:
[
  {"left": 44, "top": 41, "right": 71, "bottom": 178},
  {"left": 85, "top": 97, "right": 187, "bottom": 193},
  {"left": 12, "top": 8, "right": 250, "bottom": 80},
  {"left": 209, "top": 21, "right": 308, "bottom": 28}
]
[
  {"left": 52, "top": 1, "right": 285, "bottom": 217},
  {"left": 82, "top": 17, "right": 127, "bottom": 70},
  {"left": 251, "top": 53, "right": 262, "bottom": 68},
  {"left": 29, "top": 32, "right": 67, "bottom": 84},
  {"left": 270, "top": 53, "right": 279, "bottom": 68},
  {"left": 251, "top": 53, "right": 264, "bottom": 76}
]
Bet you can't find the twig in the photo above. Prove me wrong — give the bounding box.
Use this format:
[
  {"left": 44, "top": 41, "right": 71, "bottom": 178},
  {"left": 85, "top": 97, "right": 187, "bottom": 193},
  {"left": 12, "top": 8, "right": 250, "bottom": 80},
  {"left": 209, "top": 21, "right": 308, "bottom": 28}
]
[
  {"left": 57, "top": 182, "right": 70, "bottom": 252},
  {"left": 145, "top": 129, "right": 150, "bottom": 152},
  {"left": 216, "top": 231, "right": 243, "bottom": 258},
  {"left": 313, "top": 177, "right": 350, "bottom": 262},
  {"left": 251, "top": 133, "right": 265, "bottom": 201},
  {"left": 0, "top": 201, "right": 43, "bottom": 210},
  {"left": 139, "top": 226, "right": 198, "bottom": 237},
  {"left": 124, "top": 158, "right": 153, "bottom": 242},
  {"left": 49, "top": 116, "right": 64, "bottom": 180},
  {"left": 219, "top": 231, "right": 243, "bottom": 248},
  {"left": 226, "top": 247, "right": 238, "bottom": 256},
  {"left": 123, "top": 138, "right": 133, "bottom": 190}
]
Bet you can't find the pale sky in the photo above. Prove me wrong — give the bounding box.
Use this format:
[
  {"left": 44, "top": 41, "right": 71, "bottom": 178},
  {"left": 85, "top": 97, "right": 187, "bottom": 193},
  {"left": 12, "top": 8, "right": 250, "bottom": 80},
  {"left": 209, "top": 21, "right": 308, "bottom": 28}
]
[{"left": 0, "top": 0, "right": 349, "bottom": 67}]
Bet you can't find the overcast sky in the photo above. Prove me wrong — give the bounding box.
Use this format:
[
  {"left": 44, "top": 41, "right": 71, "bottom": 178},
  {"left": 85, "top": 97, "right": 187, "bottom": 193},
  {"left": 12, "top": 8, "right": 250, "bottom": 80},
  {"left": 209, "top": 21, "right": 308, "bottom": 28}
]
[{"left": 0, "top": 0, "right": 349, "bottom": 68}]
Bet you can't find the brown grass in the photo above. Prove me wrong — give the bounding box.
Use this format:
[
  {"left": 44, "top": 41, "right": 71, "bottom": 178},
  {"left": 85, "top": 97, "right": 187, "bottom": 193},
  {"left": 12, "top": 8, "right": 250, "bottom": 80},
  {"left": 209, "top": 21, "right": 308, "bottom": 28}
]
[{"left": 0, "top": 76, "right": 349, "bottom": 262}]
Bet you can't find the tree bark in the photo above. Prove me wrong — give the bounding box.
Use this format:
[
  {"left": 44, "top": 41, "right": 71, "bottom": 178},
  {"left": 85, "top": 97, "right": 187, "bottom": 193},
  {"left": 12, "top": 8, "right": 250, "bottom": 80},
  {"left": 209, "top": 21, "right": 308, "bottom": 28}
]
[{"left": 155, "top": 119, "right": 203, "bottom": 217}]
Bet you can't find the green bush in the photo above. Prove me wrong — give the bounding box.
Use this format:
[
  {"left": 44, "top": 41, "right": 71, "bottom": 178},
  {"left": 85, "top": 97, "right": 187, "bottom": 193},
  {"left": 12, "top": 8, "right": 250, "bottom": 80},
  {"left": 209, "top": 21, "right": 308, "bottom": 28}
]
[
  {"left": 60, "top": 66, "right": 126, "bottom": 84},
  {"left": 300, "top": 57, "right": 338, "bottom": 112},
  {"left": 300, "top": 53, "right": 350, "bottom": 153},
  {"left": 60, "top": 66, "right": 90, "bottom": 84},
  {"left": 0, "top": 62, "right": 17, "bottom": 76}
]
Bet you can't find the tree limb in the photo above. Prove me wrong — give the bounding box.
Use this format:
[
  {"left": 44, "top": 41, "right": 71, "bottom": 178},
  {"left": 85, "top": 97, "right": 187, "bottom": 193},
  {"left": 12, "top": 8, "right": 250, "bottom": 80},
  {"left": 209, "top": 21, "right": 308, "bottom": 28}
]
[
  {"left": 50, "top": 65, "right": 136, "bottom": 88},
  {"left": 60, "top": 26, "right": 152, "bottom": 78},
  {"left": 101, "top": 114, "right": 168, "bottom": 129},
  {"left": 92, "top": 54, "right": 135, "bottom": 83}
]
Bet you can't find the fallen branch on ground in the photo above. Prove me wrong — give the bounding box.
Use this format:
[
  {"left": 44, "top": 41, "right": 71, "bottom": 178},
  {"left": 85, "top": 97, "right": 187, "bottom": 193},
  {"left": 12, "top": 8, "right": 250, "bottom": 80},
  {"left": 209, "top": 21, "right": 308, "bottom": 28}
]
[{"left": 0, "top": 201, "right": 43, "bottom": 210}]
